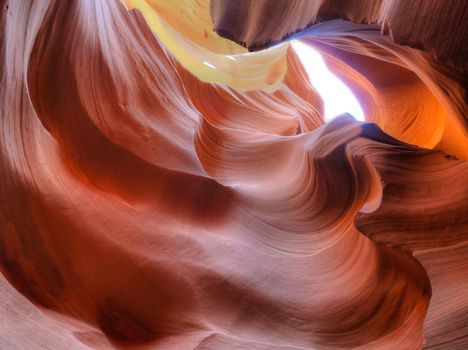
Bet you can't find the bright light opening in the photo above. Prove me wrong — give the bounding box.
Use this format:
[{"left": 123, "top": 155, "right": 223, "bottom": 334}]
[{"left": 291, "top": 40, "right": 365, "bottom": 122}]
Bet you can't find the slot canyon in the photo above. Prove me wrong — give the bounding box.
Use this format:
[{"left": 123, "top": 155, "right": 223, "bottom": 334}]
[{"left": 0, "top": 0, "right": 467, "bottom": 349}]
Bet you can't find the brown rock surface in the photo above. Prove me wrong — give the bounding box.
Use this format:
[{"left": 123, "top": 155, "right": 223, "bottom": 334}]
[
  {"left": 1, "top": 0, "right": 467, "bottom": 349},
  {"left": 211, "top": 0, "right": 468, "bottom": 70}
]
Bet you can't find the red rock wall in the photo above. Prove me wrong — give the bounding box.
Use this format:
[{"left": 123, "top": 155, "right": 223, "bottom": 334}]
[{"left": 1, "top": 0, "right": 467, "bottom": 349}]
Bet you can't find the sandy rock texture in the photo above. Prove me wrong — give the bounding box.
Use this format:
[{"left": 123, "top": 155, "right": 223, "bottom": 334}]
[{"left": 1, "top": 0, "right": 467, "bottom": 349}]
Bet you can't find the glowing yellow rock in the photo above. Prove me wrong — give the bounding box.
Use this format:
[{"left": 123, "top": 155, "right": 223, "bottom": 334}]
[{"left": 122, "top": 0, "right": 289, "bottom": 92}]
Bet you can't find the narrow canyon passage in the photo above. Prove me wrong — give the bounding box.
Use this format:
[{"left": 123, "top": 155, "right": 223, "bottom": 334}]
[{"left": 1, "top": 1, "right": 467, "bottom": 349}]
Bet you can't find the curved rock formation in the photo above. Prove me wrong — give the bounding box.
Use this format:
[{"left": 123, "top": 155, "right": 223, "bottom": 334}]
[
  {"left": 210, "top": 0, "right": 468, "bottom": 70},
  {"left": 1, "top": 0, "right": 467, "bottom": 349}
]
